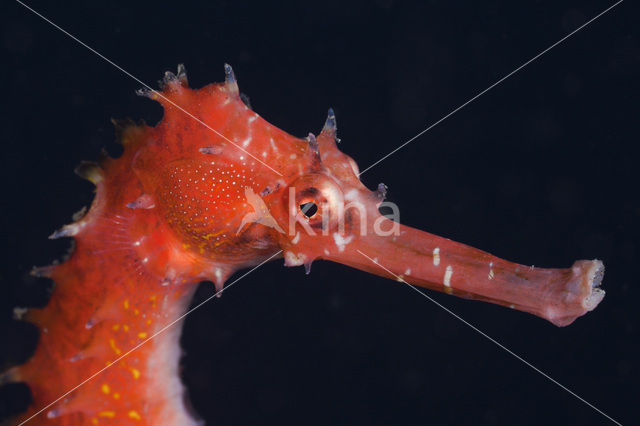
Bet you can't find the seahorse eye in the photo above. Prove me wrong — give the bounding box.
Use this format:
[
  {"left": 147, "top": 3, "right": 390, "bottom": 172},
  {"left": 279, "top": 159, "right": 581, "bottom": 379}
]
[
  {"left": 299, "top": 201, "right": 318, "bottom": 218},
  {"left": 289, "top": 174, "right": 344, "bottom": 230}
]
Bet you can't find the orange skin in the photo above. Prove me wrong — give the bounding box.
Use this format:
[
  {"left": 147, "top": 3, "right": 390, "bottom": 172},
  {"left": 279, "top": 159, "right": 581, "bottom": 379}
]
[{"left": 6, "top": 65, "right": 604, "bottom": 425}]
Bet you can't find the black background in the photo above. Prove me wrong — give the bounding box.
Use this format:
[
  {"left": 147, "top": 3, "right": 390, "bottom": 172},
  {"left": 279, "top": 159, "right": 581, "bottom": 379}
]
[{"left": 1, "top": 1, "right": 638, "bottom": 425}]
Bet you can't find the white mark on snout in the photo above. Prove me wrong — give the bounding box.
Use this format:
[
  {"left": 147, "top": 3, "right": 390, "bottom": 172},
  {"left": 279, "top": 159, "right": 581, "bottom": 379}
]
[
  {"left": 333, "top": 232, "right": 354, "bottom": 252},
  {"left": 433, "top": 247, "right": 440, "bottom": 266},
  {"left": 444, "top": 265, "right": 453, "bottom": 287}
]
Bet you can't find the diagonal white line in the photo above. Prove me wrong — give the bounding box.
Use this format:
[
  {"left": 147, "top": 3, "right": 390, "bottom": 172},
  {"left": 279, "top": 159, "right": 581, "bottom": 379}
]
[
  {"left": 356, "top": 249, "right": 623, "bottom": 426},
  {"left": 358, "top": 0, "right": 623, "bottom": 176},
  {"left": 18, "top": 250, "right": 282, "bottom": 425},
  {"left": 14, "top": 0, "right": 283, "bottom": 177}
]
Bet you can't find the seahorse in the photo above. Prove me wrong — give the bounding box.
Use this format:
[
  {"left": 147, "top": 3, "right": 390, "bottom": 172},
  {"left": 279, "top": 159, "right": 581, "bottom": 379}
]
[{"left": 3, "top": 64, "right": 605, "bottom": 425}]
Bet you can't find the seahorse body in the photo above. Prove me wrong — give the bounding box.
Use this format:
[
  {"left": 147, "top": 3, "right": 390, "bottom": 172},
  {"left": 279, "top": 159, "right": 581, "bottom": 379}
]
[
  {"left": 5, "top": 64, "right": 605, "bottom": 425},
  {"left": 9, "top": 65, "right": 308, "bottom": 425}
]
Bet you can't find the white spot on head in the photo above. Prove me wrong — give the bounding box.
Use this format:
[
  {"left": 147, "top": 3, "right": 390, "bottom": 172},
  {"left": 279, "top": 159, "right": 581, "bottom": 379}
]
[
  {"left": 404, "top": 268, "right": 411, "bottom": 276},
  {"left": 344, "top": 189, "right": 358, "bottom": 202},
  {"left": 291, "top": 232, "right": 300, "bottom": 244},
  {"left": 333, "top": 232, "right": 354, "bottom": 252},
  {"left": 270, "top": 138, "right": 279, "bottom": 153},
  {"left": 324, "top": 249, "right": 330, "bottom": 256},
  {"left": 284, "top": 251, "right": 306, "bottom": 266},
  {"left": 433, "top": 248, "right": 440, "bottom": 266},
  {"left": 290, "top": 154, "right": 297, "bottom": 159},
  {"left": 443, "top": 265, "right": 453, "bottom": 287},
  {"left": 46, "top": 409, "right": 60, "bottom": 419},
  {"left": 215, "top": 268, "right": 224, "bottom": 284}
]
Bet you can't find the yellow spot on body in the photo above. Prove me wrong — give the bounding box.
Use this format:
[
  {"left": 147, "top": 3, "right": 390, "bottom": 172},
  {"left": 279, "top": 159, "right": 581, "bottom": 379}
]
[
  {"left": 182, "top": 243, "right": 190, "bottom": 250},
  {"left": 113, "top": 392, "right": 120, "bottom": 400},
  {"left": 112, "top": 324, "right": 120, "bottom": 331},
  {"left": 128, "top": 411, "right": 142, "bottom": 420},
  {"left": 138, "top": 332, "right": 148, "bottom": 339},
  {"left": 149, "top": 295, "right": 157, "bottom": 301},
  {"left": 109, "top": 339, "right": 121, "bottom": 355},
  {"left": 146, "top": 319, "right": 152, "bottom": 325},
  {"left": 98, "top": 411, "right": 115, "bottom": 418},
  {"left": 123, "top": 299, "right": 130, "bottom": 310},
  {"left": 123, "top": 324, "right": 130, "bottom": 332},
  {"left": 101, "top": 384, "right": 110, "bottom": 394},
  {"left": 91, "top": 418, "right": 98, "bottom": 425},
  {"left": 203, "top": 230, "right": 225, "bottom": 240},
  {"left": 134, "top": 309, "right": 140, "bottom": 316},
  {"left": 130, "top": 368, "right": 141, "bottom": 379}
]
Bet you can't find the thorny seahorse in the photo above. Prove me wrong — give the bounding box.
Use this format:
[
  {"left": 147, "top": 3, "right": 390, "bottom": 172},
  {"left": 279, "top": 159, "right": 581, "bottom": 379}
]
[{"left": 2, "top": 65, "right": 605, "bottom": 425}]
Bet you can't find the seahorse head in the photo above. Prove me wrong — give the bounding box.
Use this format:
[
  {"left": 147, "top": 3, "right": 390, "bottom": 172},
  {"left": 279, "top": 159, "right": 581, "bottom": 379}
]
[{"left": 127, "top": 65, "right": 388, "bottom": 276}]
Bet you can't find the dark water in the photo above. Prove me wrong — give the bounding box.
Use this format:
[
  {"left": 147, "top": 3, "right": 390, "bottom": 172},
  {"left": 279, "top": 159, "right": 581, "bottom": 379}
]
[{"left": 1, "top": 1, "right": 638, "bottom": 425}]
